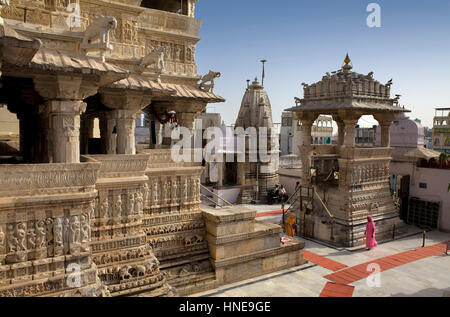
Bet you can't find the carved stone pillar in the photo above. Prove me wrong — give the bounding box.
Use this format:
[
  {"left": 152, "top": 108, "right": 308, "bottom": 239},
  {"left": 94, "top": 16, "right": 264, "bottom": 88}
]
[
  {"left": 237, "top": 162, "right": 246, "bottom": 186},
  {"left": 37, "top": 105, "right": 52, "bottom": 163},
  {"left": 80, "top": 114, "right": 95, "bottom": 155},
  {"left": 332, "top": 116, "right": 345, "bottom": 148},
  {"left": 46, "top": 100, "right": 86, "bottom": 163},
  {"left": 114, "top": 109, "right": 137, "bottom": 155},
  {"left": 299, "top": 119, "right": 314, "bottom": 186},
  {"left": 178, "top": 112, "right": 197, "bottom": 133},
  {"left": 100, "top": 89, "right": 152, "bottom": 155},
  {"left": 217, "top": 161, "right": 224, "bottom": 187},
  {"left": 374, "top": 113, "right": 395, "bottom": 148},
  {"left": 17, "top": 112, "right": 34, "bottom": 162},
  {"left": 33, "top": 74, "right": 98, "bottom": 163},
  {"left": 99, "top": 112, "right": 116, "bottom": 154},
  {"left": 154, "top": 119, "right": 163, "bottom": 147},
  {"left": 343, "top": 119, "right": 358, "bottom": 148},
  {"left": 379, "top": 122, "right": 392, "bottom": 147}
]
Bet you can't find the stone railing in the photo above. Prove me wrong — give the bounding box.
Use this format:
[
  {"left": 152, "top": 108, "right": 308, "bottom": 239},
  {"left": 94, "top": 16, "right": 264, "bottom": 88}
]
[
  {"left": 83, "top": 155, "right": 150, "bottom": 178},
  {"left": 311, "top": 145, "right": 338, "bottom": 155},
  {"left": 139, "top": 149, "right": 199, "bottom": 169},
  {"left": 0, "top": 163, "right": 100, "bottom": 197},
  {"left": 139, "top": 8, "right": 202, "bottom": 38},
  {"left": 339, "top": 147, "right": 393, "bottom": 160}
]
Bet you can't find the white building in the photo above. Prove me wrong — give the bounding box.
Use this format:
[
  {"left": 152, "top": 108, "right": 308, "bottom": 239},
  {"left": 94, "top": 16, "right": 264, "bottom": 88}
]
[
  {"left": 280, "top": 112, "right": 333, "bottom": 156},
  {"left": 378, "top": 113, "right": 450, "bottom": 232}
]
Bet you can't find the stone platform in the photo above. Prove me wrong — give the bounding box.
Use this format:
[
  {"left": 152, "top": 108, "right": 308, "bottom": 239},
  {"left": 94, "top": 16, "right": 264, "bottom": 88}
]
[{"left": 203, "top": 206, "right": 306, "bottom": 287}]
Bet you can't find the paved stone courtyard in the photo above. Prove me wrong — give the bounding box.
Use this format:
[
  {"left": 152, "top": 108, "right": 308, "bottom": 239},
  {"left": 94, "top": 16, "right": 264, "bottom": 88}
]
[{"left": 192, "top": 208, "right": 450, "bottom": 297}]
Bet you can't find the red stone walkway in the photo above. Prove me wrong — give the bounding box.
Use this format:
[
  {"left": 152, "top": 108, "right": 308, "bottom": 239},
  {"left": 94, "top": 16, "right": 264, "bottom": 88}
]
[
  {"left": 303, "top": 250, "right": 348, "bottom": 271},
  {"left": 324, "top": 241, "right": 448, "bottom": 285},
  {"left": 319, "top": 282, "right": 355, "bottom": 297}
]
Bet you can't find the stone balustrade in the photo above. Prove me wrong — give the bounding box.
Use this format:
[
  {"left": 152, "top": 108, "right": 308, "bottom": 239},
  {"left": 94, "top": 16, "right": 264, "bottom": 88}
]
[
  {"left": 83, "top": 154, "right": 150, "bottom": 179},
  {"left": 0, "top": 163, "right": 100, "bottom": 197},
  {"left": 339, "top": 147, "right": 393, "bottom": 159},
  {"left": 311, "top": 145, "right": 338, "bottom": 155}
]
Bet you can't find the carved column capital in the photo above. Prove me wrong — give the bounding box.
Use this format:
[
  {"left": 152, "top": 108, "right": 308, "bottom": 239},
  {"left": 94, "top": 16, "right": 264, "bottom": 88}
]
[{"left": 100, "top": 88, "right": 152, "bottom": 112}]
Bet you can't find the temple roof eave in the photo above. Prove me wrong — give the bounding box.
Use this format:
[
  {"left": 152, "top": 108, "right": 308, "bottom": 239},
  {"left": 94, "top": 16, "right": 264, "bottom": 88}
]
[
  {"left": 285, "top": 101, "right": 410, "bottom": 115},
  {"left": 152, "top": 82, "right": 225, "bottom": 103},
  {"left": 18, "top": 48, "right": 130, "bottom": 85},
  {"left": 0, "top": 24, "right": 41, "bottom": 66}
]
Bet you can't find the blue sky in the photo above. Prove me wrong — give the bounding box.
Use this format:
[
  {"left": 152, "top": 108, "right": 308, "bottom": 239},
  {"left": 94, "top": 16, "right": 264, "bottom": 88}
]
[{"left": 194, "top": 0, "right": 450, "bottom": 128}]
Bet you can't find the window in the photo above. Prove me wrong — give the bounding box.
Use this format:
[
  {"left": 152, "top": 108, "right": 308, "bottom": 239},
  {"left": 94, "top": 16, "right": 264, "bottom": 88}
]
[
  {"left": 141, "top": 0, "right": 189, "bottom": 15},
  {"left": 434, "top": 138, "right": 440, "bottom": 146},
  {"left": 419, "top": 183, "right": 427, "bottom": 189}
]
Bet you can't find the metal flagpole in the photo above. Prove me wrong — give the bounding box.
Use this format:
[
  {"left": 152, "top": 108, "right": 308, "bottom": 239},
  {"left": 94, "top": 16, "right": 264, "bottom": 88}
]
[{"left": 260, "top": 59, "right": 267, "bottom": 86}]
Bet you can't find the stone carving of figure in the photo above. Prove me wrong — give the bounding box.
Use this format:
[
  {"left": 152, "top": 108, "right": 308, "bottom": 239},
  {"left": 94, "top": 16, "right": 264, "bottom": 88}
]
[
  {"left": 186, "top": 46, "right": 195, "bottom": 62},
  {"left": 69, "top": 216, "right": 80, "bottom": 245},
  {"left": 45, "top": 218, "right": 54, "bottom": 247},
  {"left": 63, "top": 217, "right": 70, "bottom": 253},
  {"left": 140, "top": 47, "right": 166, "bottom": 72},
  {"left": 183, "top": 178, "right": 189, "bottom": 204},
  {"left": 163, "top": 179, "right": 169, "bottom": 206},
  {"left": 175, "top": 45, "right": 183, "bottom": 61},
  {"left": 16, "top": 223, "right": 27, "bottom": 251},
  {"left": 135, "top": 192, "right": 143, "bottom": 215},
  {"left": 127, "top": 192, "right": 135, "bottom": 216},
  {"left": 99, "top": 198, "right": 109, "bottom": 219},
  {"left": 199, "top": 71, "right": 221, "bottom": 93},
  {"left": 0, "top": 226, "right": 4, "bottom": 253},
  {"left": 36, "top": 220, "right": 46, "bottom": 249},
  {"left": 194, "top": 178, "right": 200, "bottom": 202},
  {"left": 114, "top": 195, "right": 122, "bottom": 219},
  {"left": 152, "top": 178, "right": 159, "bottom": 207},
  {"left": 171, "top": 179, "right": 178, "bottom": 205},
  {"left": 27, "top": 227, "right": 36, "bottom": 252},
  {"left": 80, "top": 214, "right": 90, "bottom": 251},
  {"left": 7, "top": 224, "right": 16, "bottom": 252},
  {"left": 81, "top": 16, "right": 117, "bottom": 53},
  {"left": 141, "top": 183, "right": 149, "bottom": 210},
  {"left": 89, "top": 200, "right": 96, "bottom": 222},
  {"left": 54, "top": 218, "right": 63, "bottom": 249}
]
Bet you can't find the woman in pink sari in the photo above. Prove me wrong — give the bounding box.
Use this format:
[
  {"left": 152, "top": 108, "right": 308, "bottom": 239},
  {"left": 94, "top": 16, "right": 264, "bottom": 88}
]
[{"left": 365, "top": 216, "right": 378, "bottom": 250}]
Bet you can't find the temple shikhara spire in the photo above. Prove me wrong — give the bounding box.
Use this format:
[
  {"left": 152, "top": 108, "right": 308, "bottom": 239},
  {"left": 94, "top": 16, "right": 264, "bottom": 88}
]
[{"left": 235, "top": 77, "right": 279, "bottom": 203}]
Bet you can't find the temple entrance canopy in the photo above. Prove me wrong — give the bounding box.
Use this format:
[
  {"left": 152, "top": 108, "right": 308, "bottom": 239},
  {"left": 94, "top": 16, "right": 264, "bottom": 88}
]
[{"left": 286, "top": 54, "right": 409, "bottom": 247}]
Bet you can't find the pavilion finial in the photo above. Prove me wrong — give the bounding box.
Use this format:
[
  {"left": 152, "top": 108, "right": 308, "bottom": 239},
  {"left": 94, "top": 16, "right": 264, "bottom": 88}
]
[
  {"left": 342, "top": 53, "right": 353, "bottom": 72},
  {"left": 344, "top": 53, "right": 351, "bottom": 65}
]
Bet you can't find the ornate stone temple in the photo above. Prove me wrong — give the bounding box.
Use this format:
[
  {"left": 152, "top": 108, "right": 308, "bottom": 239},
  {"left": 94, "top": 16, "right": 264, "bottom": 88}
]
[
  {"left": 287, "top": 55, "right": 408, "bottom": 247},
  {"left": 234, "top": 78, "right": 279, "bottom": 203},
  {"left": 0, "top": 0, "right": 305, "bottom": 297}
]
